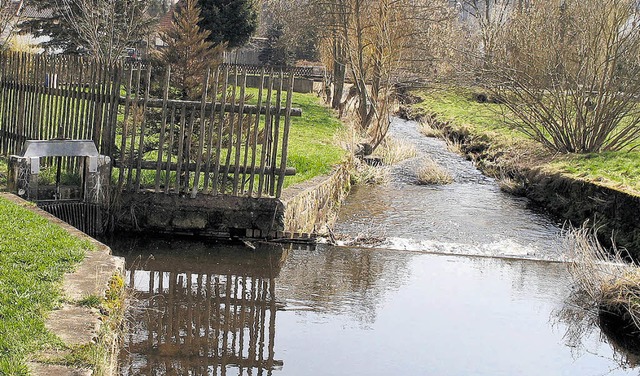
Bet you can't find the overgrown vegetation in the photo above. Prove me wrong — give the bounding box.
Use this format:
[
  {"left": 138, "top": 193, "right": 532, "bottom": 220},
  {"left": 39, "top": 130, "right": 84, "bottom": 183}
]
[
  {"left": 563, "top": 225, "right": 640, "bottom": 335},
  {"left": 0, "top": 196, "right": 90, "bottom": 374}
]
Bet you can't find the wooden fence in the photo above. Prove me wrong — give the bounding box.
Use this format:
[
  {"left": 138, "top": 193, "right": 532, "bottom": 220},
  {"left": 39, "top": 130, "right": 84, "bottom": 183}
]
[{"left": 0, "top": 52, "right": 299, "bottom": 199}]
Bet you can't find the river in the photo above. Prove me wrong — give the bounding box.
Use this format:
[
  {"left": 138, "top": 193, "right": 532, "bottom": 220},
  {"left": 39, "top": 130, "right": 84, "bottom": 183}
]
[{"left": 112, "top": 118, "right": 640, "bottom": 375}]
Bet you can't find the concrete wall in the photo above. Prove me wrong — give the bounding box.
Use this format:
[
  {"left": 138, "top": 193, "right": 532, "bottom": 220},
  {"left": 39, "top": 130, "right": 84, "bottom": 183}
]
[
  {"left": 229, "top": 75, "right": 315, "bottom": 94},
  {"left": 115, "top": 191, "right": 285, "bottom": 238}
]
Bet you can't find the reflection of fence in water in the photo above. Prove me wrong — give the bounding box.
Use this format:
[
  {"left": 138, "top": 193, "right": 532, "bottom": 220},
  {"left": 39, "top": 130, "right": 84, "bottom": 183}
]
[{"left": 122, "top": 267, "right": 281, "bottom": 375}]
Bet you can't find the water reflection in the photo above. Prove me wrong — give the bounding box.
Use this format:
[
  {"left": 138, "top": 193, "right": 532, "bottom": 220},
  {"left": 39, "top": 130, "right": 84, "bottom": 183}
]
[
  {"left": 554, "top": 289, "right": 640, "bottom": 370},
  {"left": 111, "top": 236, "right": 640, "bottom": 375},
  {"left": 116, "top": 237, "right": 286, "bottom": 375}
]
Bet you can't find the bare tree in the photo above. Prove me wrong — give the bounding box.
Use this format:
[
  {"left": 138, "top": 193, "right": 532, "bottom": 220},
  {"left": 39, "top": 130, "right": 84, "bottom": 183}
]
[
  {"left": 55, "top": 0, "right": 156, "bottom": 65},
  {"left": 0, "top": 0, "right": 22, "bottom": 49},
  {"left": 458, "top": 0, "right": 514, "bottom": 67},
  {"left": 317, "top": 0, "right": 454, "bottom": 148},
  {"left": 489, "top": 0, "right": 640, "bottom": 153}
]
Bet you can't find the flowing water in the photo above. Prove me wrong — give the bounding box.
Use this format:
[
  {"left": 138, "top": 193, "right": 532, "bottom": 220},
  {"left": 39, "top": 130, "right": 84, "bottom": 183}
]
[{"left": 112, "top": 118, "right": 640, "bottom": 375}]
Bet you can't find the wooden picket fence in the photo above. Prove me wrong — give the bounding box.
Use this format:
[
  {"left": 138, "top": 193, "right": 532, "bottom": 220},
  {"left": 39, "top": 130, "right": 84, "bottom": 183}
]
[{"left": 0, "top": 51, "right": 298, "bottom": 199}]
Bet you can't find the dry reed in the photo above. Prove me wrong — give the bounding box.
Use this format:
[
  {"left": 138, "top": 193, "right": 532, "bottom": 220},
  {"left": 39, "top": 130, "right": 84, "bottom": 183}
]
[
  {"left": 374, "top": 136, "right": 417, "bottom": 165},
  {"left": 350, "top": 158, "right": 389, "bottom": 185},
  {"left": 419, "top": 122, "right": 442, "bottom": 138},
  {"left": 565, "top": 225, "right": 640, "bottom": 329},
  {"left": 416, "top": 156, "right": 453, "bottom": 185}
]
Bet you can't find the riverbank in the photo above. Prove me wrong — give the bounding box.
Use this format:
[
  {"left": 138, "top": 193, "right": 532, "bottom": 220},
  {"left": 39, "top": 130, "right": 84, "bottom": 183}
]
[
  {"left": 401, "top": 87, "right": 640, "bottom": 257},
  {"left": 0, "top": 193, "right": 124, "bottom": 375}
]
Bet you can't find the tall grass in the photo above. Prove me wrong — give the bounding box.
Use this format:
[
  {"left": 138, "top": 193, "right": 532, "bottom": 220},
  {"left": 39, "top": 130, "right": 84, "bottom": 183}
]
[{"left": 565, "top": 225, "right": 640, "bottom": 328}]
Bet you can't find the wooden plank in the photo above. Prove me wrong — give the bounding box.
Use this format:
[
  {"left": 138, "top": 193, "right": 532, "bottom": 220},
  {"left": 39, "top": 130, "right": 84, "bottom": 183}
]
[
  {"left": 69, "top": 57, "right": 83, "bottom": 172},
  {"left": 191, "top": 68, "right": 211, "bottom": 198},
  {"left": 276, "top": 73, "right": 295, "bottom": 198},
  {"left": 182, "top": 104, "right": 196, "bottom": 191},
  {"left": 155, "top": 67, "right": 171, "bottom": 193},
  {"left": 45, "top": 56, "right": 57, "bottom": 145},
  {"left": 87, "top": 62, "right": 100, "bottom": 142},
  {"left": 269, "top": 71, "right": 284, "bottom": 196},
  {"left": 164, "top": 104, "right": 176, "bottom": 193},
  {"left": 221, "top": 67, "right": 239, "bottom": 193},
  {"left": 232, "top": 72, "right": 247, "bottom": 195},
  {"left": 113, "top": 159, "right": 295, "bottom": 175},
  {"left": 106, "top": 63, "right": 122, "bottom": 157},
  {"left": 247, "top": 69, "right": 265, "bottom": 197},
  {"left": 0, "top": 52, "right": 9, "bottom": 154},
  {"left": 92, "top": 62, "right": 107, "bottom": 148},
  {"left": 174, "top": 103, "right": 187, "bottom": 192},
  {"left": 134, "top": 66, "right": 153, "bottom": 191},
  {"left": 137, "top": 97, "right": 301, "bottom": 116},
  {"left": 116, "top": 66, "right": 134, "bottom": 190},
  {"left": 16, "top": 53, "right": 26, "bottom": 149},
  {"left": 32, "top": 55, "right": 42, "bottom": 140},
  {"left": 83, "top": 61, "right": 96, "bottom": 143},
  {"left": 212, "top": 66, "right": 229, "bottom": 195},
  {"left": 203, "top": 67, "right": 220, "bottom": 192},
  {"left": 70, "top": 57, "right": 82, "bottom": 141},
  {"left": 61, "top": 55, "right": 73, "bottom": 140},
  {"left": 257, "top": 69, "right": 274, "bottom": 197},
  {"left": 25, "top": 53, "right": 36, "bottom": 140},
  {"left": 126, "top": 65, "right": 142, "bottom": 191}
]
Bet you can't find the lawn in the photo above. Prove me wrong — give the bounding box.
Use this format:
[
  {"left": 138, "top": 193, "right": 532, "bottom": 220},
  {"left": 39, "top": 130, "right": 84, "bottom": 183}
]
[
  {"left": 0, "top": 196, "right": 90, "bottom": 374},
  {"left": 412, "top": 86, "right": 640, "bottom": 194},
  {"left": 285, "top": 92, "right": 347, "bottom": 186}
]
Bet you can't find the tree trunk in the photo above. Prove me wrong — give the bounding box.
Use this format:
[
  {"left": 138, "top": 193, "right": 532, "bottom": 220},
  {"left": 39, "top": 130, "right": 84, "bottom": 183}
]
[{"left": 331, "top": 38, "right": 346, "bottom": 109}]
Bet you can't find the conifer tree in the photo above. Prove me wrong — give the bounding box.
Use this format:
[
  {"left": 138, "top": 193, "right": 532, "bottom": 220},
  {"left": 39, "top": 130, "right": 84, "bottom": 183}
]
[
  {"left": 158, "top": 0, "right": 220, "bottom": 99},
  {"left": 197, "top": 0, "right": 258, "bottom": 48}
]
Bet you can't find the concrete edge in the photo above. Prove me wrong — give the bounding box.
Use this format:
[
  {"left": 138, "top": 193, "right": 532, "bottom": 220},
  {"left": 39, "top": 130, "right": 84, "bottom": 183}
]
[{"left": 0, "top": 193, "right": 125, "bottom": 376}]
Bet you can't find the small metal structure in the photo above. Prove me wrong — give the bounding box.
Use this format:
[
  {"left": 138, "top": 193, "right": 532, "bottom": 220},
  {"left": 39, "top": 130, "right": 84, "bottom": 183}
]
[{"left": 8, "top": 139, "right": 111, "bottom": 235}]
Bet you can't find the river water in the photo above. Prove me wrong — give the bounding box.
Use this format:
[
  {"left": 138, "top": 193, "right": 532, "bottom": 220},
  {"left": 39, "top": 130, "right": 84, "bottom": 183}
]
[{"left": 112, "top": 118, "right": 640, "bottom": 375}]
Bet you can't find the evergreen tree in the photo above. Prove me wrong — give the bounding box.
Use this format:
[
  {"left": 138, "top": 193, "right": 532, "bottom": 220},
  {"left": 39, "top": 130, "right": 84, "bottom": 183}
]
[
  {"left": 197, "top": 0, "right": 258, "bottom": 48},
  {"left": 259, "top": 22, "right": 293, "bottom": 66},
  {"left": 158, "top": 0, "right": 219, "bottom": 99}
]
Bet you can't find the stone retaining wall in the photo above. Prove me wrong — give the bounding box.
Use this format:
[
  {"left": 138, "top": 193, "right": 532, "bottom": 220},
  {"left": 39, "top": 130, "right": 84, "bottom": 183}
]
[
  {"left": 114, "top": 191, "right": 284, "bottom": 238},
  {"left": 280, "top": 163, "right": 351, "bottom": 235}
]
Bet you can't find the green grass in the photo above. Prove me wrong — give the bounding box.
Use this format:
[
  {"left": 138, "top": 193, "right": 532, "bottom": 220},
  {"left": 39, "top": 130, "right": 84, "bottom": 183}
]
[
  {"left": 412, "top": 86, "right": 640, "bottom": 193},
  {"left": 0, "top": 197, "right": 90, "bottom": 374},
  {"left": 550, "top": 152, "right": 640, "bottom": 192},
  {"left": 413, "top": 87, "right": 527, "bottom": 147},
  {"left": 285, "top": 92, "right": 347, "bottom": 186}
]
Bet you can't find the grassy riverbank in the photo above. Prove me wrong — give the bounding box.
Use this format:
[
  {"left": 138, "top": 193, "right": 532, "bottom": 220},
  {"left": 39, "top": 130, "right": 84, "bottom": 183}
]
[
  {"left": 285, "top": 92, "right": 348, "bottom": 186},
  {"left": 411, "top": 87, "right": 640, "bottom": 195},
  {"left": 0, "top": 197, "right": 90, "bottom": 374}
]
